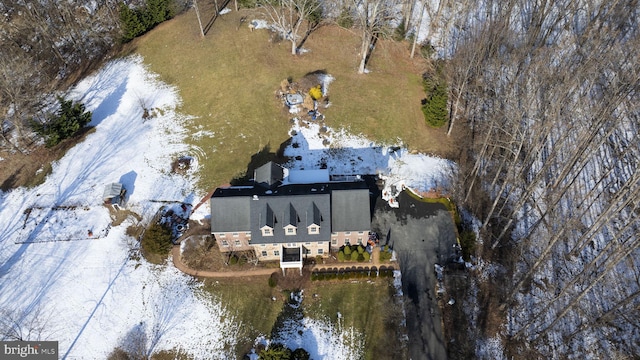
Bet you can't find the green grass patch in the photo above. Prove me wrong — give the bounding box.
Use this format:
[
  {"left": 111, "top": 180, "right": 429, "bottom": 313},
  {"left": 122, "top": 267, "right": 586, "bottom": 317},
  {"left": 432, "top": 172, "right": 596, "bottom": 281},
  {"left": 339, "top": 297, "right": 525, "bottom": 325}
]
[
  {"left": 203, "top": 276, "right": 284, "bottom": 357},
  {"left": 134, "top": 6, "right": 455, "bottom": 190},
  {"left": 304, "top": 279, "right": 406, "bottom": 359}
]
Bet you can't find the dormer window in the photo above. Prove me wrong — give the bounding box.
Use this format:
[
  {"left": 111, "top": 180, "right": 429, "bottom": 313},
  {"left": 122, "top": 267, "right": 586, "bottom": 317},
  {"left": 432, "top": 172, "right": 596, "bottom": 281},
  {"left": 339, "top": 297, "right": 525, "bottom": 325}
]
[
  {"left": 285, "top": 225, "right": 297, "bottom": 235},
  {"left": 308, "top": 226, "right": 319, "bottom": 234},
  {"left": 262, "top": 227, "right": 273, "bottom": 236}
]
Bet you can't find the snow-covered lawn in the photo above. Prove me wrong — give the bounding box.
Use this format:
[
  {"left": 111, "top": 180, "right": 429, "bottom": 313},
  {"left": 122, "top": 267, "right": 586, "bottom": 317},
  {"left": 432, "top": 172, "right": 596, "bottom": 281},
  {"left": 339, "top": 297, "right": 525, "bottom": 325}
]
[
  {"left": 0, "top": 57, "right": 237, "bottom": 359},
  {"left": 0, "top": 56, "right": 455, "bottom": 359}
]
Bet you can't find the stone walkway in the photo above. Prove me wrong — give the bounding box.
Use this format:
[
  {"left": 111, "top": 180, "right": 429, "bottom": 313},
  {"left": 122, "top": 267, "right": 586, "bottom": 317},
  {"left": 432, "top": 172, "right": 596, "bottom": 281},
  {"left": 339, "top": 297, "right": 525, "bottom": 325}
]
[{"left": 171, "top": 240, "right": 396, "bottom": 278}]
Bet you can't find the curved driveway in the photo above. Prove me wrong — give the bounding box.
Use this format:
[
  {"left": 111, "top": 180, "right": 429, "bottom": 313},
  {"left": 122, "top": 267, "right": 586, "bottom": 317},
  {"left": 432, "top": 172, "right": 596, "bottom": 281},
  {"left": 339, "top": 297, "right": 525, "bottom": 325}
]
[{"left": 371, "top": 191, "right": 457, "bottom": 360}]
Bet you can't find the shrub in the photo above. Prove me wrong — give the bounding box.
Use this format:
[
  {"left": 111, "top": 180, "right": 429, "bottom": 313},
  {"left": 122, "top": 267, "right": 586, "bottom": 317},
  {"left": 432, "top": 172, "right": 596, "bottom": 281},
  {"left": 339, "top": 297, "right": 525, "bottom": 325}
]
[
  {"left": 379, "top": 246, "right": 393, "bottom": 262},
  {"left": 141, "top": 222, "right": 173, "bottom": 257},
  {"left": 292, "top": 348, "right": 310, "bottom": 360},
  {"left": 421, "top": 66, "right": 449, "bottom": 128},
  {"left": 343, "top": 245, "right": 352, "bottom": 256},
  {"left": 229, "top": 255, "right": 239, "bottom": 265},
  {"left": 393, "top": 20, "right": 407, "bottom": 41},
  {"left": 336, "top": 8, "right": 354, "bottom": 28},
  {"left": 459, "top": 230, "right": 476, "bottom": 261},
  {"left": 420, "top": 40, "right": 436, "bottom": 59},
  {"left": 268, "top": 273, "right": 278, "bottom": 287},
  {"left": 349, "top": 251, "right": 359, "bottom": 261},
  {"left": 119, "top": 0, "right": 176, "bottom": 42},
  {"left": 337, "top": 250, "right": 345, "bottom": 262},
  {"left": 362, "top": 252, "right": 370, "bottom": 262},
  {"left": 31, "top": 97, "right": 92, "bottom": 147},
  {"left": 237, "top": 0, "right": 258, "bottom": 9},
  {"left": 357, "top": 253, "right": 365, "bottom": 262},
  {"left": 357, "top": 245, "right": 365, "bottom": 254},
  {"left": 421, "top": 80, "right": 448, "bottom": 128},
  {"left": 260, "top": 343, "right": 292, "bottom": 360}
]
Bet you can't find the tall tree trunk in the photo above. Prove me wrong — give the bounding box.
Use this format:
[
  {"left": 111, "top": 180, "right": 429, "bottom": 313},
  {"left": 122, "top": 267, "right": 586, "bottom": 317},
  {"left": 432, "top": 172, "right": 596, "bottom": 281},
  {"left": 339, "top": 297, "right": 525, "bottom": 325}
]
[
  {"left": 358, "top": 34, "right": 372, "bottom": 74},
  {"left": 410, "top": 3, "right": 424, "bottom": 58},
  {"left": 193, "top": 0, "right": 205, "bottom": 37}
]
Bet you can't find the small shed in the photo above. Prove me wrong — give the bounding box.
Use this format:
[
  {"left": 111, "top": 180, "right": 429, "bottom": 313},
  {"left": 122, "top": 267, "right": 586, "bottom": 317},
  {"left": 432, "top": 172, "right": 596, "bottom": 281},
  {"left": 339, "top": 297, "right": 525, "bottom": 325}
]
[{"left": 103, "top": 183, "right": 123, "bottom": 204}]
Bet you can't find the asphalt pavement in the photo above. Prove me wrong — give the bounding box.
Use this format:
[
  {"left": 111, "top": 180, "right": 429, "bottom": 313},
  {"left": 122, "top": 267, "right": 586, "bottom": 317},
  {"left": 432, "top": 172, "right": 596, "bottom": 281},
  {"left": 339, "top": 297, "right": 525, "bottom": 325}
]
[{"left": 371, "top": 191, "right": 457, "bottom": 360}]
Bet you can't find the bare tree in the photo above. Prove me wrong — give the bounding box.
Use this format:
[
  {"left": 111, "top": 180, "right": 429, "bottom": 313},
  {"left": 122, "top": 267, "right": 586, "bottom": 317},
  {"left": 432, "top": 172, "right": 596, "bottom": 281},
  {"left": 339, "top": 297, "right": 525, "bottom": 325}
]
[
  {"left": 0, "top": 306, "right": 51, "bottom": 341},
  {"left": 258, "top": 0, "right": 322, "bottom": 55},
  {"left": 352, "top": 0, "right": 398, "bottom": 74}
]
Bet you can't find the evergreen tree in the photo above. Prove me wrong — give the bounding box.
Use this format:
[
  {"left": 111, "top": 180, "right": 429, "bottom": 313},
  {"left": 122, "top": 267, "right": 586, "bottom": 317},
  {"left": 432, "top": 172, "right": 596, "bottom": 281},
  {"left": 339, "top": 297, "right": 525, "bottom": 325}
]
[
  {"left": 421, "top": 81, "right": 448, "bottom": 128},
  {"left": 31, "top": 97, "right": 92, "bottom": 147}
]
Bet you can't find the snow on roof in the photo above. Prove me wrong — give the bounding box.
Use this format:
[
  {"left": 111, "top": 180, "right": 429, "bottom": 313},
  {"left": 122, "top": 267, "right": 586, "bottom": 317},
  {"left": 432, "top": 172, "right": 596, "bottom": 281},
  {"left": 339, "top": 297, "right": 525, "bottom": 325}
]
[
  {"left": 103, "top": 182, "right": 122, "bottom": 200},
  {"left": 284, "top": 169, "right": 330, "bottom": 184}
]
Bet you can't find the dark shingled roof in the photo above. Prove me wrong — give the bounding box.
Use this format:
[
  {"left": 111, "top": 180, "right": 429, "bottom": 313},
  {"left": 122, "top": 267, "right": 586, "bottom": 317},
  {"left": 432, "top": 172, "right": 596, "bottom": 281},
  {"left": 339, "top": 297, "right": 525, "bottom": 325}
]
[
  {"left": 211, "top": 196, "right": 251, "bottom": 232},
  {"left": 250, "top": 193, "right": 331, "bottom": 244},
  {"left": 254, "top": 162, "right": 284, "bottom": 189},
  {"left": 331, "top": 189, "right": 371, "bottom": 231}
]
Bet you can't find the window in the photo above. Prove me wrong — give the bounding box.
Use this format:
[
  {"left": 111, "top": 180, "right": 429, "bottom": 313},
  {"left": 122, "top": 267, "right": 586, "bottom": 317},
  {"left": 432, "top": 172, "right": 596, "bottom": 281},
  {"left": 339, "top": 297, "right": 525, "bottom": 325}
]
[
  {"left": 287, "top": 243, "right": 296, "bottom": 247},
  {"left": 261, "top": 244, "right": 266, "bottom": 247},
  {"left": 221, "top": 240, "right": 229, "bottom": 247},
  {"left": 218, "top": 233, "right": 226, "bottom": 238},
  {"left": 308, "top": 226, "right": 318, "bottom": 234},
  {"left": 358, "top": 231, "right": 365, "bottom": 235},
  {"left": 232, "top": 232, "right": 239, "bottom": 237},
  {"left": 234, "top": 240, "right": 241, "bottom": 246},
  {"left": 274, "top": 250, "right": 280, "bottom": 256},
  {"left": 331, "top": 238, "right": 337, "bottom": 245},
  {"left": 261, "top": 251, "right": 267, "bottom": 257},
  {"left": 345, "top": 231, "right": 351, "bottom": 235},
  {"left": 331, "top": 232, "right": 337, "bottom": 236},
  {"left": 304, "top": 248, "right": 311, "bottom": 255},
  {"left": 262, "top": 228, "right": 272, "bottom": 236},
  {"left": 305, "top": 242, "right": 311, "bottom": 245},
  {"left": 317, "top": 248, "right": 324, "bottom": 255},
  {"left": 286, "top": 227, "right": 296, "bottom": 235},
  {"left": 357, "top": 238, "right": 363, "bottom": 245}
]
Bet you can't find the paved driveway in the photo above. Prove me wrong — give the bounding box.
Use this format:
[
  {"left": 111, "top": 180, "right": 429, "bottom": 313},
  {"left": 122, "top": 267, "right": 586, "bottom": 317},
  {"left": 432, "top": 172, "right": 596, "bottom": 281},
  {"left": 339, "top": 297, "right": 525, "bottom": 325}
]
[{"left": 371, "top": 191, "right": 457, "bottom": 360}]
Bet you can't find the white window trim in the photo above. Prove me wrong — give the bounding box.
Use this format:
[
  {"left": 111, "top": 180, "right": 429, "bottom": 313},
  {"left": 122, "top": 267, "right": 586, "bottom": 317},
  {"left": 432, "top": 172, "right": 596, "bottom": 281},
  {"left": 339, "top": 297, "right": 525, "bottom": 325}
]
[
  {"left": 317, "top": 248, "right": 324, "bottom": 255},
  {"left": 232, "top": 232, "right": 239, "bottom": 237},
  {"left": 284, "top": 225, "right": 297, "bottom": 235},
  {"left": 221, "top": 240, "right": 229, "bottom": 247}
]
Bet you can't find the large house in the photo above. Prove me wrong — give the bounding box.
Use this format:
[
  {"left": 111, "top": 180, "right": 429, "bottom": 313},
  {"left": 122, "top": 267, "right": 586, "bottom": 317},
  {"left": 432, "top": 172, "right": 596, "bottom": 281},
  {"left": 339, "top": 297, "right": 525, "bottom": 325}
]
[{"left": 210, "top": 162, "right": 372, "bottom": 272}]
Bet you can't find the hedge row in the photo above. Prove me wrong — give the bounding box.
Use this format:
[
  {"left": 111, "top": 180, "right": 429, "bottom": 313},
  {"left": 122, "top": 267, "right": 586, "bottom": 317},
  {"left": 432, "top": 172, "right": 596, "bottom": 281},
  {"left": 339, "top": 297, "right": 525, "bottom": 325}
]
[{"left": 311, "top": 268, "right": 395, "bottom": 281}]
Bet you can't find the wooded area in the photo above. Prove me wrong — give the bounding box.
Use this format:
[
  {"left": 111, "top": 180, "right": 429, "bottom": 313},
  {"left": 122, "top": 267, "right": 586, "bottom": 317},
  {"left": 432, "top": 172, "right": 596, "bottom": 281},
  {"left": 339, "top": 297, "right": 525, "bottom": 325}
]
[
  {"left": 447, "top": 0, "right": 639, "bottom": 357},
  {"left": 1, "top": 0, "right": 639, "bottom": 357}
]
